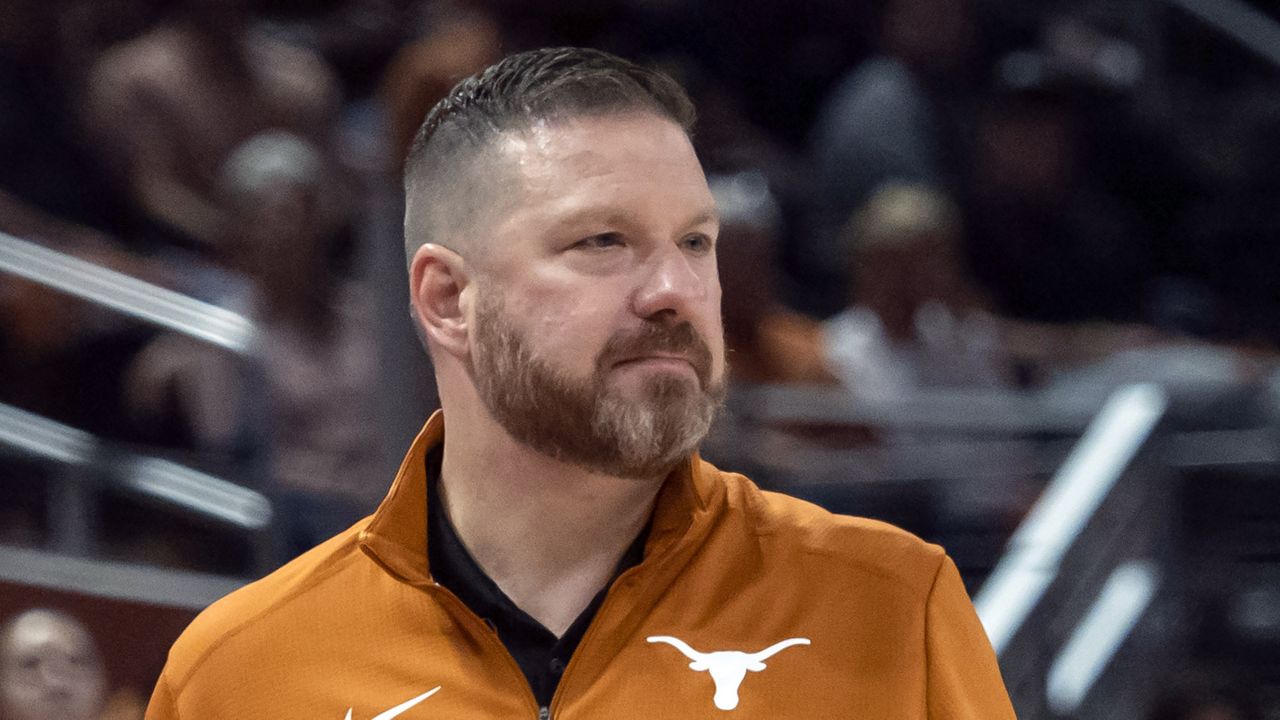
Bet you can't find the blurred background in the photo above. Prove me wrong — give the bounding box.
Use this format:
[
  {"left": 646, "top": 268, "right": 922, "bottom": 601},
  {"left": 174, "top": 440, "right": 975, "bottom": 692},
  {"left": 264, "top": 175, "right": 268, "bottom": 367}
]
[{"left": 2, "top": 0, "right": 1280, "bottom": 717}]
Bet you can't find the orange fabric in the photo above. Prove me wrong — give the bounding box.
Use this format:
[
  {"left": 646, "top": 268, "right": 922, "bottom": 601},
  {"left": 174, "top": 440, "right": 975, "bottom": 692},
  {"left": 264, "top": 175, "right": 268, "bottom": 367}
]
[
  {"left": 728, "top": 310, "right": 839, "bottom": 385},
  {"left": 756, "top": 310, "right": 840, "bottom": 384},
  {"left": 146, "top": 411, "right": 1015, "bottom": 719}
]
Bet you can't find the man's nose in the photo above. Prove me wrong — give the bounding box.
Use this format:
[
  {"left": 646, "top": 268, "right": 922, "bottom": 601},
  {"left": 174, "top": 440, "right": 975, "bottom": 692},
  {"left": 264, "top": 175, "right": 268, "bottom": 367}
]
[{"left": 631, "top": 247, "right": 707, "bottom": 321}]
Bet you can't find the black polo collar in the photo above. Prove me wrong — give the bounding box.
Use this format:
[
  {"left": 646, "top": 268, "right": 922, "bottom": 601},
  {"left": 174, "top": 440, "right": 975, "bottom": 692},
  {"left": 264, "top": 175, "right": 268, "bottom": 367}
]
[{"left": 424, "top": 447, "right": 649, "bottom": 707}]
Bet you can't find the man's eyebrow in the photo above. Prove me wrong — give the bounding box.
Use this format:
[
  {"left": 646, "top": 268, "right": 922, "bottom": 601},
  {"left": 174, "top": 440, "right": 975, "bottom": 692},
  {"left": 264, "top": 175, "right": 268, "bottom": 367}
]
[
  {"left": 548, "top": 206, "right": 721, "bottom": 231},
  {"left": 686, "top": 208, "right": 721, "bottom": 228}
]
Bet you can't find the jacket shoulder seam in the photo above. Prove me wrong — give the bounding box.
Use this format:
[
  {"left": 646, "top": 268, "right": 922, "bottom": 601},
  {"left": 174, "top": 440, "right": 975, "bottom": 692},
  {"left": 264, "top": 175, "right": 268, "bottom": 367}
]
[
  {"left": 158, "top": 665, "right": 182, "bottom": 719},
  {"left": 739, "top": 479, "right": 945, "bottom": 592},
  {"left": 921, "top": 551, "right": 949, "bottom": 718},
  {"left": 168, "top": 543, "right": 365, "bottom": 694},
  {"left": 800, "top": 539, "right": 943, "bottom": 592}
]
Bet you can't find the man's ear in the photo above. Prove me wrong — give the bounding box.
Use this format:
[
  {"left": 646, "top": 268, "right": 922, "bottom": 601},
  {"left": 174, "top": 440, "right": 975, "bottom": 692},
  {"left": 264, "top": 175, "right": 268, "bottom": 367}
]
[{"left": 410, "top": 243, "right": 472, "bottom": 358}]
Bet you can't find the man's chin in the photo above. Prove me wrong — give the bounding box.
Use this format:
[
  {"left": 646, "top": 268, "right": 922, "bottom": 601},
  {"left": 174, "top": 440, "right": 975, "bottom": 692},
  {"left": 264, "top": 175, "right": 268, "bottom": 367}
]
[
  {"left": 606, "top": 358, "right": 706, "bottom": 390},
  {"left": 604, "top": 372, "right": 702, "bottom": 404}
]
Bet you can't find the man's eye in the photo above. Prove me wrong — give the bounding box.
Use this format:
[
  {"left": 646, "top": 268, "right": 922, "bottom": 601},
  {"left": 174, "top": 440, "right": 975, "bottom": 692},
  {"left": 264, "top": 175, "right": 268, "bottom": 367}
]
[
  {"left": 575, "top": 233, "right": 624, "bottom": 250},
  {"left": 681, "top": 233, "right": 713, "bottom": 254}
]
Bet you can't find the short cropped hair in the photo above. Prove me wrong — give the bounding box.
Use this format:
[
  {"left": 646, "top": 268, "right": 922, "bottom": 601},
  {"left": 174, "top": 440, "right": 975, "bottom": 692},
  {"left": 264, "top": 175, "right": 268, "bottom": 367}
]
[{"left": 402, "top": 47, "right": 697, "bottom": 265}]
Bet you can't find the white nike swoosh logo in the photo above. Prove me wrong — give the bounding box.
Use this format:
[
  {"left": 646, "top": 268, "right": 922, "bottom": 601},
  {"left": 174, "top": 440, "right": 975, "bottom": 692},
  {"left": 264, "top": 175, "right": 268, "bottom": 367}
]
[{"left": 343, "top": 687, "right": 441, "bottom": 720}]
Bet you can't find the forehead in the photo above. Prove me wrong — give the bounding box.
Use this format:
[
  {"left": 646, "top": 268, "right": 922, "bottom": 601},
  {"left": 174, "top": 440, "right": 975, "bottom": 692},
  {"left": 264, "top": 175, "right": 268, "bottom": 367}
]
[
  {"left": 2, "top": 613, "right": 92, "bottom": 655},
  {"left": 492, "top": 113, "right": 713, "bottom": 218}
]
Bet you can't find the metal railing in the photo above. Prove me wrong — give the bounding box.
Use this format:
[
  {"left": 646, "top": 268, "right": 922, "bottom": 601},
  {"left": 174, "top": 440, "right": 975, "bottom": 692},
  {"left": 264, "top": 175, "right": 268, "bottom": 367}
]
[
  {"left": 976, "top": 383, "right": 1168, "bottom": 656},
  {"left": 731, "top": 380, "right": 1280, "bottom": 718},
  {"left": 733, "top": 383, "right": 1099, "bottom": 435},
  {"left": 0, "top": 230, "right": 255, "bottom": 353},
  {"left": 1166, "top": 0, "right": 1280, "bottom": 69},
  {"left": 972, "top": 384, "right": 1172, "bottom": 719},
  {"left": 0, "top": 401, "right": 273, "bottom": 568},
  {"left": 0, "top": 543, "right": 244, "bottom": 611},
  {"left": 0, "top": 232, "right": 271, "bottom": 578},
  {"left": 0, "top": 403, "right": 270, "bottom": 532}
]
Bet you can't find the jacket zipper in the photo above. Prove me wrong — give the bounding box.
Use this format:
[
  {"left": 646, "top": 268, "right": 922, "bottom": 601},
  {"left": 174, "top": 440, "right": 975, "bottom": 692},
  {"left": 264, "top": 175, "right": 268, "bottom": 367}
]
[
  {"left": 546, "top": 562, "right": 649, "bottom": 719},
  {"left": 548, "top": 458, "right": 708, "bottom": 719},
  {"left": 423, "top": 583, "right": 544, "bottom": 719}
]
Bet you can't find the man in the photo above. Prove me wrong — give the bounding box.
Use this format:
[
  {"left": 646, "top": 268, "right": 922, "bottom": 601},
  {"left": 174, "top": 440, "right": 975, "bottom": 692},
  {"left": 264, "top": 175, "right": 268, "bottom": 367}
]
[
  {"left": 86, "top": 0, "right": 338, "bottom": 255},
  {"left": 824, "top": 183, "right": 1009, "bottom": 401},
  {"left": 1, "top": 609, "right": 106, "bottom": 720},
  {"left": 146, "top": 48, "right": 1015, "bottom": 718}
]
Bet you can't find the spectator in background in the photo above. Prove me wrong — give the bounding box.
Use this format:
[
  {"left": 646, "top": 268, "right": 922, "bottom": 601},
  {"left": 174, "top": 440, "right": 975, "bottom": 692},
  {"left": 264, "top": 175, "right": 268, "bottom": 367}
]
[
  {"left": 225, "top": 132, "right": 380, "bottom": 521},
  {"left": 802, "top": 0, "right": 978, "bottom": 315},
  {"left": 127, "top": 131, "right": 381, "bottom": 554},
  {"left": 0, "top": 0, "right": 136, "bottom": 246},
  {"left": 711, "top": 171, "right": 834, "bottom": 385},
  {"left": 965, "top": 86, "right": 1148, "bottom": 324},
  {"left": 85, "top": 0, "right": 339, "bottom": 259},
  {"left": 823, "top": 184, "right": 1010, "bottom": 400},
  {"left": 0, "top": 0, "right": 188, "bottom": 446},
  {"left": 0, "top": 236, "right": 168, "bottom": 446},
  {"left": 816, "top": 179, "right": 1251, "bottom": 408},
  {"left": 0, "top": 609, "right": 106, "bottom": 720},
  {"left": 379, "top": 3, "right": 501, "bottom": 176},
  {"left": 0, "top": 0, "right": 193, "bottom": 447}
]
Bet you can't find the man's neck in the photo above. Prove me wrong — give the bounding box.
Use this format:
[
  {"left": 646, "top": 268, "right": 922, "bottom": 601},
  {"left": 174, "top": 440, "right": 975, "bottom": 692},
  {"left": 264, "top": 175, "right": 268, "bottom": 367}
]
[{"left": 437, "top": 414, "right": 664, "bottom": 637}]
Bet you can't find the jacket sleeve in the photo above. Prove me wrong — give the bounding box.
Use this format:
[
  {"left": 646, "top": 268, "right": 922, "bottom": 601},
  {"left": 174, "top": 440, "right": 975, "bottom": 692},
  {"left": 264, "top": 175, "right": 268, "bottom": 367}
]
[
  {"left": 144, "top": 669, "right": 181, "bottom": 720},
  {"left": 925, "top": 555, "right": 1018, "bottom": 719}
]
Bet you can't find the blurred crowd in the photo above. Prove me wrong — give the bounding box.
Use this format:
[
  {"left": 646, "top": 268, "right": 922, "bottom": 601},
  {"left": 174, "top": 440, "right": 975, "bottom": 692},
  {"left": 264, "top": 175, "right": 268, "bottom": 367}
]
[{"left": 3, "top": 0, "right": 1280, "bottom": 542}]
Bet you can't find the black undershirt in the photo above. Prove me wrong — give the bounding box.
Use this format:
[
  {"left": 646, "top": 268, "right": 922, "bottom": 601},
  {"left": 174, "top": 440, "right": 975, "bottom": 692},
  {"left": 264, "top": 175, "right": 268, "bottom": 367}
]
[{"left": 425, "top": 449, "right": 649, "bottom": 707}]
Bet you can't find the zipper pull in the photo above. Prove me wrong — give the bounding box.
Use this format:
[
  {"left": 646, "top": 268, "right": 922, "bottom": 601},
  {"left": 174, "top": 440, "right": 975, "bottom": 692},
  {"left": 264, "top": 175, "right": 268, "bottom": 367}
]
[{"left": 538, "top": 707, "right": 550, "bottom": 720}]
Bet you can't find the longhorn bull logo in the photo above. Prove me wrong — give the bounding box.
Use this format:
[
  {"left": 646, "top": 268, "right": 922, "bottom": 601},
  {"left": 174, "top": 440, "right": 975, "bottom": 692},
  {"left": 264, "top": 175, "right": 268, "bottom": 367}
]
[{"left": 647, "top": 635, "right": 810, "bottom": 711}]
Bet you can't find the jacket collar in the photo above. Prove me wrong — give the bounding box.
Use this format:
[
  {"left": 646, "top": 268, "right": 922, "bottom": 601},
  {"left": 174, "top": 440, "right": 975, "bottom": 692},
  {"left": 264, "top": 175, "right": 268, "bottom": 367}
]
[{"left": 357, "top": 410, "right": 722, "bottom": 587}]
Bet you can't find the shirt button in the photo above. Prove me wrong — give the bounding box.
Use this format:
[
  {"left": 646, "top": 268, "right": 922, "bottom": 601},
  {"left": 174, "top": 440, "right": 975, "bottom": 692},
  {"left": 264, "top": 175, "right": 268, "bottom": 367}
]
[{"left": 549, "top": 658, "right": 566, "bottom": 674}]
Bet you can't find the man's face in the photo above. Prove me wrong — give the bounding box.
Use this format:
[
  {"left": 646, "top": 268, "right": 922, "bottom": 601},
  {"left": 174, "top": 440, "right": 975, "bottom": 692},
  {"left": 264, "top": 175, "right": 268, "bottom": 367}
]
[
  {"left": 0, "top": 611, "right": 105, "bottom": 720},
  {"left": 464, "top": 112, "right": 726, "bottom": 479}
]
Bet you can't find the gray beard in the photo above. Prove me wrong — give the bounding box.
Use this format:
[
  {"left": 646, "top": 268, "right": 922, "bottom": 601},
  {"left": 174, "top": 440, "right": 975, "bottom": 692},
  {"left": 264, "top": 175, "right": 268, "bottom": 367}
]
[{"left": 470, "top": 288, "right": 726, "bottom": 480}]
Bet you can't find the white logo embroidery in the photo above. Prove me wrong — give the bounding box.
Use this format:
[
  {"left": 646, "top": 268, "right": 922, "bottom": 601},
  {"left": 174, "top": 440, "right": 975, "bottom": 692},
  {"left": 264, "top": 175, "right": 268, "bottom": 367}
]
[
  {"left": 343, "top": 687, "right": 441, "bottom": 720},
  {"left": 647, "top": 636, "right": 810, "bottom": 711}
]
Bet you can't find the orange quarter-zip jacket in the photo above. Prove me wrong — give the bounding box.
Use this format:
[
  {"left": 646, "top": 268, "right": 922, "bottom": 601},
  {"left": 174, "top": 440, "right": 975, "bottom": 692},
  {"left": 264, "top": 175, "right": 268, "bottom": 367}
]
[{"left": 146, "top": 412, "right": 1016, "bottom": 719}]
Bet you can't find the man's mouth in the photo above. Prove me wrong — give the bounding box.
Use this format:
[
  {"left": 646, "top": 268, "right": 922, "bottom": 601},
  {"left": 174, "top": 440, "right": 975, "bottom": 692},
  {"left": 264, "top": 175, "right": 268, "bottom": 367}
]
[
  {"left": 614, "top": 352, "right": 692, "bottom": 365},
  {"left": 612, "top": 355, "right": 698, "bottom": 374},
  {"left": 598, "top": 321, "right": 714, "bottom": 385}
]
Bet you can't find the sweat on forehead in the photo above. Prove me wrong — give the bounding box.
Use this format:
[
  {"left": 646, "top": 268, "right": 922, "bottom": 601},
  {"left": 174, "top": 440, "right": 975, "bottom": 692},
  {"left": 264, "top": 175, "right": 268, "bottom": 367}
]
[{"left": 401, "top": 47, "right": 696, "bottom": 265}]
